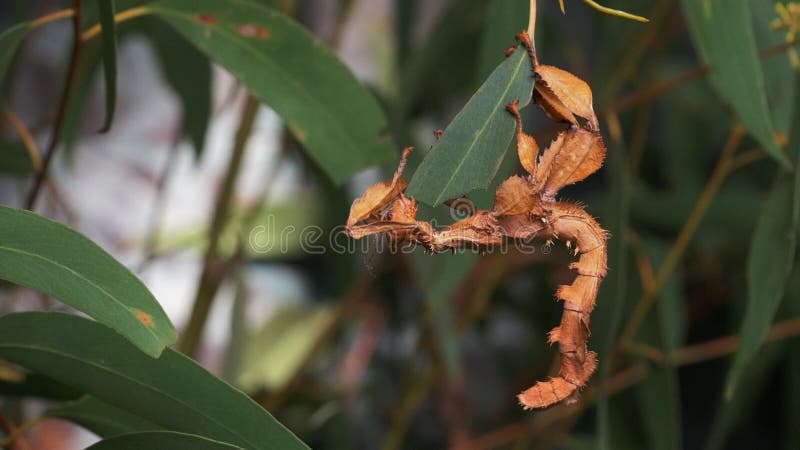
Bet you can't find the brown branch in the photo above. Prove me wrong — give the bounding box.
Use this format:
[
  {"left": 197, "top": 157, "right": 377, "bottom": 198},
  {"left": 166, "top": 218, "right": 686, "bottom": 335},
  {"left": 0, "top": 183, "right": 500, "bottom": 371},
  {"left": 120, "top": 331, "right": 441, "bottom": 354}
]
[
  {"left": 606, "top": 40, "right": 799, "bottom": 115},
  {"left": 25, "top": 0, "right": 84, "bottom": 210},
  {"left": 179, "top": 94, "right": 259, "bottom": 357},
  {"left": 457, "top": 314, "right": 800, "bottom": 450}
]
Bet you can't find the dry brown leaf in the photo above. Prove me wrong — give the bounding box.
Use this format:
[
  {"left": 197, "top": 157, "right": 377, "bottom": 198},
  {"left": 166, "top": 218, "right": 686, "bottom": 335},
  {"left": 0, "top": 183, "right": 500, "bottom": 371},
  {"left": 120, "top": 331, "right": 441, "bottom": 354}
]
[
  {"left": 494, "top": 176, "right": 539, "bottom": 216},
  {"left": 543, "top": 129, "right": 605, "bottom": 197},
  {"left": 535, "top": 65, "right": 598, "bottom": 130},
  {"left": 346, "top": 147, "right": 413, "bottom": 227},
  {"left": 506, "top": 99, "right": 540, "bottom": 175}
]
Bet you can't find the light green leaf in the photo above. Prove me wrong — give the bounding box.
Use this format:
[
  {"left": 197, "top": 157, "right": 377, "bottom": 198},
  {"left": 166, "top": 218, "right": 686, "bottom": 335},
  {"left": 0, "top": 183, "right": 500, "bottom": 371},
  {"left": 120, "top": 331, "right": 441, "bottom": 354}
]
[
  {"left": 0, "top": 312, "right": 309, "bottom": 450},
  {"left": 725, "top": 77, "right": 800, "bottom": 397},
  {"left": 682, "top": 0, "right": 788, "bottom": 167},
  {"left": 238, "top": 305, "right": 334, "bottom": 392},
  {"left": 406, "top": 47, "right": 534, "bottom": 206},
  {"left": 46, "top": 396, "right": 161, "bottom": 438},
  {"left": 85, "top": 431, "right": 243, "bottom": 450},
  {"left": 0, "top": 21, "right": 32, "bottom": 88},
  {"left": 0, "top": 206, "right": 176, "bottom": 357},
  {"left": 147, "top": 0, "right": 395, "bottom": 183},
  {"left": 97, "top": 0, "right": 118, "bottom": 132}
]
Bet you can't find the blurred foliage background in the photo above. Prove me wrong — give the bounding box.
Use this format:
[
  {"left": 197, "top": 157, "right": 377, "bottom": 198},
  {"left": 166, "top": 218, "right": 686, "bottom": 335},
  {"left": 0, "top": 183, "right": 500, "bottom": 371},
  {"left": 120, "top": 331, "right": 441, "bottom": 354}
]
[{"left": 1, "top": 0, "right": 800, "bottom": 449}]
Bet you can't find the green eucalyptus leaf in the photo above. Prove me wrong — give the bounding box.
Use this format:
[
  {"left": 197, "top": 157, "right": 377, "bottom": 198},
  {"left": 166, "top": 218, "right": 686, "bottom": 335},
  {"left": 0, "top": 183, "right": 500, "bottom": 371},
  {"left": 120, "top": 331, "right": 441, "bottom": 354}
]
[
  {"left": 46, "top": 396, "right": 161, "bottom": 438},
  {"left": 0, "top": 206, "right": 176, "bottom": 357},
  {"left": 85, "top": 431, "right": 244, "bottom": 450},
  {"left": 147, "top": 0, "right": 395, "bottom": 183},
  {"left": 0, "top": 312, "right": 309, "bottom": 450},
  {"left": 682, "top": 0, "right": 788, "bottom": 167},
  {"left": 406, "top": 47, "right": 534, "bottom": 206},
  {"left": 725, "top": 76, "right": 800, "bottom": 398}
]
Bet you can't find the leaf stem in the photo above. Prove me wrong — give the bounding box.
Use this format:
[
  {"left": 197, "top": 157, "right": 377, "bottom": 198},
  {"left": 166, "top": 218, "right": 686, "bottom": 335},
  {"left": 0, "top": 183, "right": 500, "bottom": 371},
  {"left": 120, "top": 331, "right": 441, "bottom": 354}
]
[
  {"left": 528, "top": 0, "right": 537, "bottom": 36},
  {"left": 81, "top": 6, "right": 151, "bottom": 42},
  {"left": 25, "top": 0, "right": 84, "bottom": 210},
  {"left": 30, "top": 9, "right": 75, "bottom": 27},
  {"left": 3, "top": 109, "right": 41, "bottom": 172},
  {"left": 179, "top": 94, "right": 260, "bottom": 357}
]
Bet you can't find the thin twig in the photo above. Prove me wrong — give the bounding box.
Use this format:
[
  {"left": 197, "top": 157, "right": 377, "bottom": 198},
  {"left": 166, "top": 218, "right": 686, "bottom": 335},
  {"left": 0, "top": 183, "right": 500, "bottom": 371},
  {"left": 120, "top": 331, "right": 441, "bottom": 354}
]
[
  {"left": 25, "top": 0, "right": 84, "bottom": 210},
  {"left": 606, "top": 39, "right": 800, "bottom": 115},
  {"left": 616, "top": 124, "right": 747, "bottom": 351},
  {"left": 3, "top": 109, "right": 41, "bottom": 172},
  {"left": 179, "top": 94, "right": 260, "bottom": 357}
]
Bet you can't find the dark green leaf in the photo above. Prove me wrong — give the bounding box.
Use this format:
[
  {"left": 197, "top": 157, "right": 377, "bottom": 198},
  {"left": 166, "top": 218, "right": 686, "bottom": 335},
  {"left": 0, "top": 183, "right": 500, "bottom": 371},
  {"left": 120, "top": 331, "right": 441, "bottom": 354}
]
[
  {"left": 96, "top": 0, "right": 118, "bottom": 132},
  {"left": 406, "top": 48, "right": 534, "bottom": 206},
  {"left": 635, "top": 240, "right": 684, "bottom": 450},
  {"left": 148, "top": 0, "right": 395, "bottom": 183},
  {"left": 0, "top": 312, "right": 309, "bottom": 450},
  {"left": 46, "top": 396, "right": 161, "bottom": 438},
  {"left": 143, "top": 18, "right": 211, "bottom": 158},
  {"left": 0, "top": 140, "right": 35, "bottom": 175},
  {"left": 85, "top": 431, "right": 243, "bottom": 450},
  {"left": 477, "top": 0, "right": 527, "bottom": 81},
  {"left": 0, "top": 206, "right": 176, "bottom": 357},
  {"left": 0, "top": 373, "right": 81, "bottom": 400},
  {"left": 750, "top": 0, "right": 795, "bottom": 133},
  {"left": 726, "top": 77, "right": 800, "bottom": 397},
  {"left": 0, "top": 21, "right": 31, "bottom": 88},
  {"left": 398, "top": 0, "right": 484, "bottom": 116},
  {"left": 785, "top": 345, "right": 800, "bottom": 450},
  {"left": 704, "top": 344, "right": 785, "bottom": 450},
  {"left": 682, "top": 0, "right": 788, "bottom": 167}
]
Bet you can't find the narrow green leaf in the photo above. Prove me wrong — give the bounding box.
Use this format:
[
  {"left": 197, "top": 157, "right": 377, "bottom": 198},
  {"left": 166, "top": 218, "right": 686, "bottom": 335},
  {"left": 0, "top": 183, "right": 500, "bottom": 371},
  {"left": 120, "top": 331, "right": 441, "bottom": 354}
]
[
  {"left": 398, "top": 0, "right": 484, "bottom": 115},
  {"left": 593, "top": 139, "right": 630, "bottom": 450},
  {"left": 0, "top": 373, "right": 81, "bottom": 400},
  {"left": 749, "top": 0, "right": 795, "bottom": 133},
  {"left": 85, "top": 431, "right": 243, "bottom": 450},
  {"left": 96, "top": 0, "right": 118, "bottom": 132},
  {"left": 0, "top": 21, "right": 32, "bottom": 88},
  {"left": 46, "top": 396, "right": 161, "bottom": 438},
  {"left": 704, "top": 344, "right": 785, "bottom": 450},
  {"left": 785, "top": 346, "right": 800, "bottom": 450},
  {"left": 682, "top": 0, "right": 788, "bottom": 167},
  {"left": 144, "top": 18, "right": 211, "bottom": 158},
  {"left": 0, "top": 312, "right": 309, "bottom": 450},
  {"left": 635, "top": 240, "right": 684, "bottom": 450},
  {"left": 0, "top": 206, "right": 176, "bottom": 357},
  {"left": 477, "top": 0, "right": 528, "bottom": 81},
  {"left": 148, "top": 0, "right": 395, "bottom": 183},
  {"left": 406, "top": 48, "right": 534, "bottom": 206},
  {"left": 725, "top": 77, "right": 800, "bottom": 398}
]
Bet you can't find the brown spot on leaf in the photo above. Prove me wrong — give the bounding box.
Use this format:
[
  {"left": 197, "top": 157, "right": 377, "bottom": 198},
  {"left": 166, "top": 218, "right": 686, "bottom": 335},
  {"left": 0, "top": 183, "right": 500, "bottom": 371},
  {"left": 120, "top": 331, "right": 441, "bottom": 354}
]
[
  {"left": 237, "top": 24, "right": 271, "bottom": 39},
  {"left": 133, "top": 309, "right": 154, "bottom": 326},
  {"left": 196, "top": 13, "right": 217, "bottom": 25}
]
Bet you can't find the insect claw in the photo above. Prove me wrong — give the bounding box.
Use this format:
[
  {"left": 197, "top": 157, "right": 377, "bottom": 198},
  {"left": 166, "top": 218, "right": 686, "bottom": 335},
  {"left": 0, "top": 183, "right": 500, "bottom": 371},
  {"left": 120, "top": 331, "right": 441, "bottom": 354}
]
[
  {"left": 574, "top": 246, "right": 580, "bottom": 256},
  {"left": 566, "top": 240, "right": 572, "bottom": 249}
]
